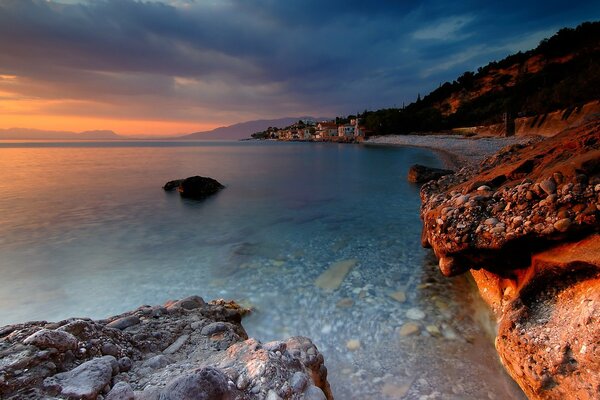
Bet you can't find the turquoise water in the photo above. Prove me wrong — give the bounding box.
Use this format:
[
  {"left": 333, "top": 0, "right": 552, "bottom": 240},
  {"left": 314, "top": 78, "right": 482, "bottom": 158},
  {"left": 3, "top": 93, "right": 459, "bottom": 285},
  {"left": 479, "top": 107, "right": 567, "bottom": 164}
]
[{"left": 0, "top": 141, "right": 523, "bottom": 399}]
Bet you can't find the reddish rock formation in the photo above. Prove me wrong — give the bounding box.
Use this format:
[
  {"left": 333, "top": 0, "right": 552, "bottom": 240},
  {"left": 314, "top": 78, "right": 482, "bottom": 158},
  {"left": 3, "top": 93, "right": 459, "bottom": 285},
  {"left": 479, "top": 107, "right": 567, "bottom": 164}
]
[{"left": 419, "top": 120, "right": 600, "bottom": 399}]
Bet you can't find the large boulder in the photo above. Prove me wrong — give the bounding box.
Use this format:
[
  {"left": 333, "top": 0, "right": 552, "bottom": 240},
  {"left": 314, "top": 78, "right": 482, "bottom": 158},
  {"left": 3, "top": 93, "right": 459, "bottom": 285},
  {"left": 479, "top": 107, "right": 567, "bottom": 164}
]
[
  {"left": 177, "top": 176, "right": 225, "bottom": 199},
  {"left": 0, "top": 297, "right": 332, "bottom": 400},
  {"left": 419, "top": 120, "right": 600, "bottom": 399}
]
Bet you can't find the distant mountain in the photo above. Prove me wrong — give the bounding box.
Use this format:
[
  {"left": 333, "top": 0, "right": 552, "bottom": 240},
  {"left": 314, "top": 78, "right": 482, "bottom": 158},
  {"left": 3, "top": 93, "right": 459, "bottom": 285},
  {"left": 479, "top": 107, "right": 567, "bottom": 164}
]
[
  {"left": 176, "top": 117, "right": 328, "bottom": 140},
  {"left": 0, "top": 128, "right": 123, "bottom": 140}
]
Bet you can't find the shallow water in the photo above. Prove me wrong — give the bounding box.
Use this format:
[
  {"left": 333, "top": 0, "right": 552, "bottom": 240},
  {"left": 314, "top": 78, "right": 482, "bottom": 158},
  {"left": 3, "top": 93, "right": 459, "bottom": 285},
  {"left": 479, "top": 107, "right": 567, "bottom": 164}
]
[{"left": 0, "top": 140, "right": 524, "bottom": 399}]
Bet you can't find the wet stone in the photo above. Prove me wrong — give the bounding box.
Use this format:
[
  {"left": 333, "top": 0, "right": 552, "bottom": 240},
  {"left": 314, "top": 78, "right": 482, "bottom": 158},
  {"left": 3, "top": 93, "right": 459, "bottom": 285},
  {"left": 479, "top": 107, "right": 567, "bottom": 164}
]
[{"left": 398, "top": 323, "right": 420, "bottom": 337}]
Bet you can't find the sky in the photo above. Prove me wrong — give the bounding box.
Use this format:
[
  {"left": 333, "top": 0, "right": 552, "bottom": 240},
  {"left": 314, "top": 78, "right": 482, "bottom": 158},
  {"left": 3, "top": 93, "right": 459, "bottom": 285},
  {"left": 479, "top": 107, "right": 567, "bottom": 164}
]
[{"left": 0, "top": 0, "right": 598, "bottom": 136}]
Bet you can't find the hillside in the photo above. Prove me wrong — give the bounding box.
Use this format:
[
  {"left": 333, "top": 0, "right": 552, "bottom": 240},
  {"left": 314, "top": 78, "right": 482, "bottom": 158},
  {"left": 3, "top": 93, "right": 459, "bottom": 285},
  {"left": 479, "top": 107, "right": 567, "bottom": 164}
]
[
  {"left": 360, "top": 21, "right": 600, "bottom": 135},
  {"left": 0, "top": 128, "right": 123, "bottom": 140},
  {"left": 176, "top": 117, "right": 325, "bottom": 140}
]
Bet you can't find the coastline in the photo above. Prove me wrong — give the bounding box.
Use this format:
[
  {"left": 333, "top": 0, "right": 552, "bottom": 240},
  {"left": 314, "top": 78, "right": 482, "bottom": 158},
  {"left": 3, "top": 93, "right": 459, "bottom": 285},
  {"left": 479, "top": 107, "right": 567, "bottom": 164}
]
[{"left": 364, "top": 134, "right": 533, "bottom": 169}]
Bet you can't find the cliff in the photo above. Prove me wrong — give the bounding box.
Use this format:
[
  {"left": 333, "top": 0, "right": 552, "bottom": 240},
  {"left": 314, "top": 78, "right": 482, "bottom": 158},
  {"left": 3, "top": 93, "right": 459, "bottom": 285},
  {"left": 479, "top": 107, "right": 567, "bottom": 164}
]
[
  {"left": 419, "top": 120, "right": 600, "bottom": 398},
  {"left": 0, "top": 296, "right": 332, "bottom": 400}
]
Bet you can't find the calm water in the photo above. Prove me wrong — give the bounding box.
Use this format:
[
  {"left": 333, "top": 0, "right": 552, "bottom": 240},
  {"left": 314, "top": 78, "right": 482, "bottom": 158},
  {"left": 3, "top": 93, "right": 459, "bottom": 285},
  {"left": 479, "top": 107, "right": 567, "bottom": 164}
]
[{"left": 0, "top": 141, "right": 523, "bottom": 399}]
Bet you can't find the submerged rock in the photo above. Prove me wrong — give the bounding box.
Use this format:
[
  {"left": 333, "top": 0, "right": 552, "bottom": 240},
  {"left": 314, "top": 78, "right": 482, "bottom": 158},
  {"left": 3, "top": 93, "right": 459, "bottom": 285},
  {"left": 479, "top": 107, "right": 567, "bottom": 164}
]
[
  {"left": 315, "top": 259, "right": 358, "bottom": 292},
  {"left": 0, "top": 296, "right": 332, "bottom": 400},
  {"left": 408, "top": 164, "right": 454, "bottom": 184}
]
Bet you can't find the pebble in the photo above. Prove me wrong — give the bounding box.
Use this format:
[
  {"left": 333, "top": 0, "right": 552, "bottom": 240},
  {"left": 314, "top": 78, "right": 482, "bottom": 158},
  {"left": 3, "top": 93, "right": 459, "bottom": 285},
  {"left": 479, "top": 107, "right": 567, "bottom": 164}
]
[
  {"left": 398, "top": 323, "right": 420, "bottom": 337},
  {"left": 540, "top": 178, "right": 556, "bottom": 195},
  {"left": 426, "top": 325, "right": 442, "bottom": 337},
  {"left": 553, "top": 218, "right": 571, "bottom": 232},
  {"left": 484, "top": 218, "right": 498, "bottom": 225},
  {"left": 336, "top": 298, "right": 354, "bottom": 308},
  {"left": 346, "top": 339, "right": 361, "bottom": 351},
  {"left": 405, "top": 308, "right": 426, "bottom": 320},
  {"left": 389, "top": 291, "right": 406, "bottom": 303},
  {"left": 477, "top": 185, "right": 491, "bottom": 191}
]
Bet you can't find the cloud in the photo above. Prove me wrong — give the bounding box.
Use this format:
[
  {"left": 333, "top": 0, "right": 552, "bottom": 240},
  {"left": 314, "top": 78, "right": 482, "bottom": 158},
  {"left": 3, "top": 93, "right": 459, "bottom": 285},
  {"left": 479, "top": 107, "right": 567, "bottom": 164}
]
[{"left": 0, "top": 0, "right": 598, "bottom": 134}]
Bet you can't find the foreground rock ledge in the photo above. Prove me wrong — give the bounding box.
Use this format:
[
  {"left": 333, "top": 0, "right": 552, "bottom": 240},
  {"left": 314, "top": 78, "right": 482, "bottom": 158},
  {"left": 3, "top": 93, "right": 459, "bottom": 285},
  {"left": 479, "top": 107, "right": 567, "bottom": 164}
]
[
  {"left": 419, "top": 121, "right": 600, "bottom": 399},
  {"left": 0, "top": 296, "right": 332, "bottom": 400}
]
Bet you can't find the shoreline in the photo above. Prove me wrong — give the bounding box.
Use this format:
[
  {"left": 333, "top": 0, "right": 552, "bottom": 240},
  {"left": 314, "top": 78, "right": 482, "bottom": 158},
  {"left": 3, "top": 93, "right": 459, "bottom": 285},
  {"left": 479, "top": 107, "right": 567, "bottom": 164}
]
[{"left": 364, "top": 134, "right": 534, "bottom": 170}]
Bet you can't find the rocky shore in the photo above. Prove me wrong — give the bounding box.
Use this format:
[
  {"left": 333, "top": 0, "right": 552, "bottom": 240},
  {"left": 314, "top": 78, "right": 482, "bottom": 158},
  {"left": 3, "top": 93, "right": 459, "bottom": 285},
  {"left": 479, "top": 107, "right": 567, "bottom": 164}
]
[
  {"left": 0, "top": 296, "right": 331, "bottom": 400},
  {"left": 418, "top": 120, "right": 600, "bottom": 399}
]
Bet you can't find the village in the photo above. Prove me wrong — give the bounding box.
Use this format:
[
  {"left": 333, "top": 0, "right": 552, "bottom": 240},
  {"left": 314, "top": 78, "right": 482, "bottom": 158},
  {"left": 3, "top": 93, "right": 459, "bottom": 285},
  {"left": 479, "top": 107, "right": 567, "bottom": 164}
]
[{"left": 253, "top": 118, "right": 369, "bottom": 142}]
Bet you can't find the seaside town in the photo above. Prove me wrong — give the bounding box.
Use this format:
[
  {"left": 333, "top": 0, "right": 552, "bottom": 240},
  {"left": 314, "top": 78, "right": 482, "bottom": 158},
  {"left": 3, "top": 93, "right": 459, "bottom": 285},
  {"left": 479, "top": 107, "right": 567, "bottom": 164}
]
[{"left": 253, "top": 118, "right": 369, "bottom": 142}]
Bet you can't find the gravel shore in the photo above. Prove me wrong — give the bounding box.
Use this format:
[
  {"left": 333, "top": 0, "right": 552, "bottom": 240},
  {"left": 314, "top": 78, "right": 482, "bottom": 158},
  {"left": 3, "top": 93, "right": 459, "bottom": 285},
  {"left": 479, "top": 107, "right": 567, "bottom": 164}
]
[{"left": 365, "top": 134, "right": 533, "bottom": 168}]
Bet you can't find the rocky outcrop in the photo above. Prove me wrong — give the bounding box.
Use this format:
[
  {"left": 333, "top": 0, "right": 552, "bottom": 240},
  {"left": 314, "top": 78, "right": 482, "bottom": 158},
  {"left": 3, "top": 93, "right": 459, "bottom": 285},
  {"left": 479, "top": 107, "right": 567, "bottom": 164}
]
[
  {"left": 419, "top": 120, "right": 600, "bottom": 399},
  {"left": 0, "top": 296, "right": 332, "bottom": 400},
  {"left": 407, "top": 164, "right": 454, "bottom": 184},
  {"left": 163, "top": 176, "right": 225, "bottom": 199}
]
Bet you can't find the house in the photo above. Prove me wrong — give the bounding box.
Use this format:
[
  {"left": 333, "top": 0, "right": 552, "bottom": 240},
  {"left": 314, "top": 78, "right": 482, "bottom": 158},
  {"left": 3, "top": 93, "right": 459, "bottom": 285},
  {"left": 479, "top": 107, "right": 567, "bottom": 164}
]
[
  {"left": 338, "top": 124, "right": 355, "bottom": 138},
  {"left": 316, "top": 122, "right": 338, "bottom": 138}
]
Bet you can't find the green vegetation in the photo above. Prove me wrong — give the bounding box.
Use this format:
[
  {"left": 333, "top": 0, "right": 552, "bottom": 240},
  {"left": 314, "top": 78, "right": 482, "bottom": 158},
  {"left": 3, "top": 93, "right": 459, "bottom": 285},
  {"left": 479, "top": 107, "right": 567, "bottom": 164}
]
[{"left": 350, "top": 21, "right": 600, "bottom": 136}]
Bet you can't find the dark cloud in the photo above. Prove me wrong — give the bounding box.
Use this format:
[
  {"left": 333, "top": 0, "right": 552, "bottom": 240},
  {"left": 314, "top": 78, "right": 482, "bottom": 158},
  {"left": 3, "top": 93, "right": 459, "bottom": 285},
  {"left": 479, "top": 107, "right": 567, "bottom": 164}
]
[{"left": 0, "top": 0, "right": 598, "bottom": 128}]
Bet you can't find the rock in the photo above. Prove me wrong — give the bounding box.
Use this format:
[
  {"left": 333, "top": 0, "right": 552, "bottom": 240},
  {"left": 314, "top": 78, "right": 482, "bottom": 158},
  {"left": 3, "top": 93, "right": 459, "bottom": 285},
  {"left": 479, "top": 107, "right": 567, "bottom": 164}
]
[
  {"left": 553, "top": 217, "right": 571, "bottom": 232},
  {"left": 162, "top": 179, "right": 184, "bottom": 191},
  {"left": 0, "top": 297, "right": 333, "bottom": 400},
  {"left": 142, "top": 355, "right": 172, "bottom": 370},
  {"left": 336, "top": 298, "right": 354, "bottom": 308},
  {"left": 346, "top": 339, "right": 360, "bottom": 351},
  {"left": 405, "top": 308, "right": 426, "bottom": 320},
  {"left": 398, "top": 323, "right": 420, "bottom": 337},
  {"left": 158, "top": 367, "right": 233, "bottom": 400},
  {"left": 107, "top": 315, "right": 140, "bottom": 330},
  {"left": 419, "top": 121, "right": 600, "bottom": 399},
  {"left": 23, "top": 329, "right": 78, "bottom": 352},
  {"left": 163, "top": 334, "right": 189, "bottom": 354},
  {"left": 290, "top": 371, "right": 309, "bottom": 393},
  {"left": 101, "top": 342, "right": 119, "bottom": 357},
  {"left": 43, "top": 355, "right": 117, "bottom": 399},
  {"left": 540, "top": 178, "right": 556, "bottom": 195},
  {"left": 381, "top": 382, "right": 411, "bottom": 398},
  {"left": 118, "top": 357, "right": 132, "bottom": 372},
  {"left": 315, "top": 259, "right": 357, "bottom": 292},
  {"left": 303, "top": 385, "right": 327, "bottom": 400},
  {"left": 389, "top": 291, "right": 406, "bottom": 303},
  {"left": 106, "top": 381, "right": 134, "bottom": 400},
  {"left": 177, "top": 176, "right": 225, "bottom": 199},
  {"left": 200, "top": 322, "right": 231, "bottom": 336},
  {"left": 407, "top": 164, "right": 454, "bottom": 184}
]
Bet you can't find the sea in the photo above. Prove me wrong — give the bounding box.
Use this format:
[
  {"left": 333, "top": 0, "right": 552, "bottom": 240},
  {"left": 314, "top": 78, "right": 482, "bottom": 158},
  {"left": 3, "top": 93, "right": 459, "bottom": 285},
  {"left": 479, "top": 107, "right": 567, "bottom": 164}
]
[{"left": 0, "top": 140, "right": 524, "bottom": 399}]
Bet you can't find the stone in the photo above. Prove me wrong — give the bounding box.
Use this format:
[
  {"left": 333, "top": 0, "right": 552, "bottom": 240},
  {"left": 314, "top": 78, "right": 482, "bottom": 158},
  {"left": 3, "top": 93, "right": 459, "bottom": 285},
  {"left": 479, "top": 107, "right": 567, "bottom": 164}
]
[
  {"left": 163, "top": 334, "right": 189, "bottom": 355},
  {"left": 101, "top": 342, "right": 119, "bottom": 357},
  {"left": 346, "top": 339, "right": 361, "bottom": 351},
  {"left": 107, "top": 316, "right": 140, "bottom": 330},
  {"left": 303, "top": 385, "right": 327, "bottom": 400},
  {"left": 158, "top": 367, "right": 233, "bottom": 400},
  {"left": 407, "top": 164, "right": 454, "bottom": 184},
  {"left": 425, "top": 325, "right": 441, "bottom": 337},
  {"left": 539, "top": 178, "right": 556, "bottom": 195},
  {"left": 200, "top": 322, "right": 231, "bottom": 336},
  {"left": 162, "top": 179, "right": 184, "bottom": 191},
  {"left": 43, "top": 356, "right": 117, "bottom": 399},
  {"left": 315, "top": 259, "right": 357, "bottom": 292},
  {"left": 336, "top": 298, "right": 354, "bottom": 308},
  {"left": 142, "top": 355, "right": 172, "bottom": 370},
  {"left": 405, "top": 308, "right": 425, "bottom": 320},
  {"left": 389, "top": 291, "right": 406, "bottom": 303},
  {"left": 266, "top": 389, "right": 283, "bottom": 400},
  {"left": 177, "top": 176, "right": 225, "bottom": 199},
  {"left": 117, "top": 357, "right": 132, "bottom": 372},
  {"left": 290, "top": 371, "right": 308, "bottom": 393},
  {"left": 106, "top": 382, "right": 134, "bottom": 400},
  {"left": 553, "top": 218, "right": 571, "bottom": 232},
  {"left": 23, "top": 329, "right": 78, "bottom": 352},
  {"left": 398, "top": 323, "right": 420, "bottom": 337},
  {"left": 381, "top": 382, "right": 411, "bottom": 398}
]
